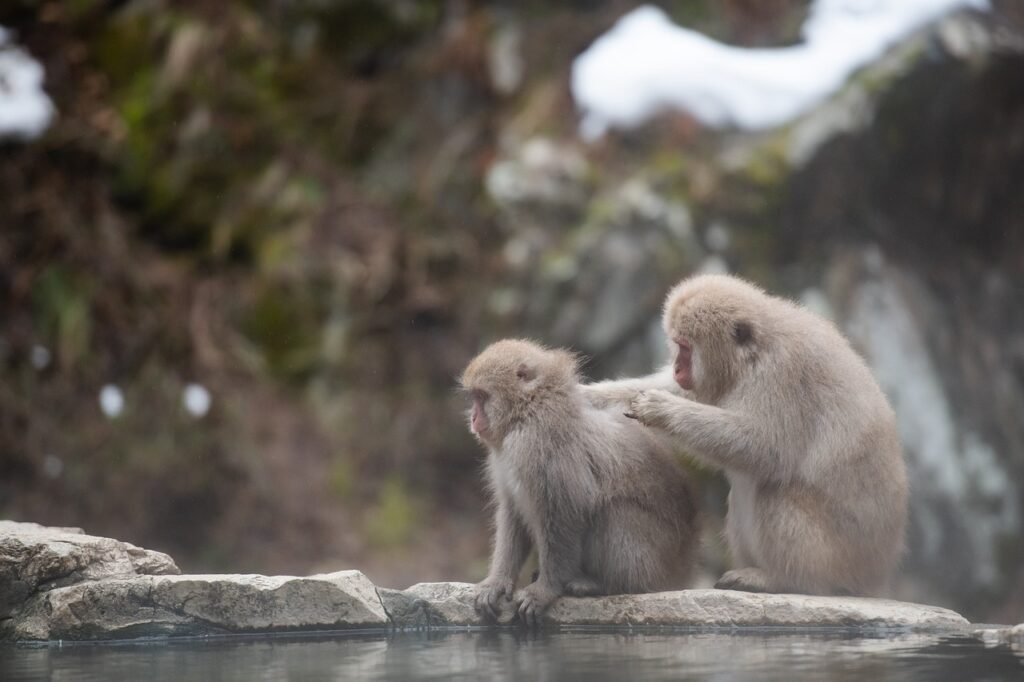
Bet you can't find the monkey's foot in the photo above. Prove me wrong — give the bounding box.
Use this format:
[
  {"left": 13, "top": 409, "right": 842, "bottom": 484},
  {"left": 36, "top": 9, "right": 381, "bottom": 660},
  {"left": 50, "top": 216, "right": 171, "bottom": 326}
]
[
  {"left": 514, "top": 583, "right": 558, "bottom": 627},
  {"left": 563, "top": 575, "right": 602, "bottom": 597},
  {"left": 474, "top": 579, "right": 515, "bottom": 621},
  {"left": 715, "top": 568, "right": 772, "bottom": 593}
]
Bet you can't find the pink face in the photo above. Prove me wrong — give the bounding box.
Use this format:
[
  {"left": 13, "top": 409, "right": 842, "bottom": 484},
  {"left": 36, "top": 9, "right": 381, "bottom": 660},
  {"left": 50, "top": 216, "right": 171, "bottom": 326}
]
[
  {"left": 673, "top": 338, "right": 694, "bottom": 390},
  {"left": 469, "top": 390, "right": 491, "bottom": 437}
]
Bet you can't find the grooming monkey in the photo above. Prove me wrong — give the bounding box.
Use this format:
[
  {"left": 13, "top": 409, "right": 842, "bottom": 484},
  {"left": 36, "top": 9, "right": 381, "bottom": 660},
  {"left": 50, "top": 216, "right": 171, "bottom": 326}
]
[
  {"left": 585, "top": 274, "right": 907, "bottom": 596},
  {"left": 462, "top": 339, "right": 699, "bottom": 625}
]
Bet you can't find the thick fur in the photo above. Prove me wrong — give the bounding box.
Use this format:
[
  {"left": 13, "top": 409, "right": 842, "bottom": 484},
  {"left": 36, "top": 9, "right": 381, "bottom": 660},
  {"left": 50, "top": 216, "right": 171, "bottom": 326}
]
[
  {"left": 585, "top": 274, "right": 908, "bottom": 596},
  {"left": 462, "top": 339, "right": 699, "bottom": 625}
]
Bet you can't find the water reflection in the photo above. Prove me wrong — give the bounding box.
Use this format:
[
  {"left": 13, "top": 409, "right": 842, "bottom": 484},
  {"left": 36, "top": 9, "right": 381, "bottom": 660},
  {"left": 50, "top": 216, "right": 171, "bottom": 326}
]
[{"left": 2, "top": 630, "right": 1022, "bottom": 681}]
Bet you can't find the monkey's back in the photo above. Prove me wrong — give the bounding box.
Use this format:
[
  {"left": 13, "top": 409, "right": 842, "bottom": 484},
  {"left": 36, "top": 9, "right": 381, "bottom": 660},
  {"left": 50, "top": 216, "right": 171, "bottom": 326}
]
[
  {"left": 739, "top": 289, "right": 908, "bottom": 591},
  {"left": 578, "top": 404, "right": 701, "bottom": 591}
]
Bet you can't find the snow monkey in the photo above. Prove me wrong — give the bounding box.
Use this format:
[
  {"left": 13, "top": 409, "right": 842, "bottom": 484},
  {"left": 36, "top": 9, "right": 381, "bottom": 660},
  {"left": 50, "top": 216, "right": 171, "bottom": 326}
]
[
  {"left": 461, "top": 339, "right": 699, "bottom": 625},
  {"left": 584, "top": 274, "right": 908, "bottom": 596}
]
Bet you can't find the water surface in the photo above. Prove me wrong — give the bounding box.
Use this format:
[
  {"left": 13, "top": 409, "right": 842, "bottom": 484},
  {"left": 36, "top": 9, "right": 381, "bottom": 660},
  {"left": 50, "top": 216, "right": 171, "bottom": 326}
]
[{"left": 3, "top": 629, "right": 1022, "bottom": 681}]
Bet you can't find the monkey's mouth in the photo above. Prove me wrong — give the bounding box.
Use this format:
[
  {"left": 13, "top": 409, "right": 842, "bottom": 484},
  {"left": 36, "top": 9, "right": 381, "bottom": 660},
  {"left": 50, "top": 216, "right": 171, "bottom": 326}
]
[
  {"left": 470, "top": 399, "right": 491, "bottom": 436},
  {"left": 674, "top": 339, "right": 694, "bottom": 390}
]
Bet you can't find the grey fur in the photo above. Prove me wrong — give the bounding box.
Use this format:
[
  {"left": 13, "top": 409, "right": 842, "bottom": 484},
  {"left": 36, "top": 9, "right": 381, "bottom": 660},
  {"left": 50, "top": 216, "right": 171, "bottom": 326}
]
[
  {"left": 586, "top": 274, "right": 908, "bottom": 596},
  {"left": 461, "top": 339, "right": 699, "bottom": 625}
]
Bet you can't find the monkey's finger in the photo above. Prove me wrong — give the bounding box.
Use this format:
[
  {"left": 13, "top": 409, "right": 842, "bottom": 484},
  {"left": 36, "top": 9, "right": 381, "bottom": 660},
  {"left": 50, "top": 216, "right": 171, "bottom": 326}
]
[
  {"left": 516, "top": 597, "right": 531, "bottom": 623},
  {"left": 526, "top": 604, "right": 539, "bottom": 628},
  {"left": 623, "top": 411, "right": 638, "bottom": 420},
  {"left": 519, "top": 598, "right": 541, "bottom": 628},
  {"left": 485, "top": 593, "right": 500, "bottom": 620},
  {"left": 477, "top": 592, "right": 498, "bottom": 620}
]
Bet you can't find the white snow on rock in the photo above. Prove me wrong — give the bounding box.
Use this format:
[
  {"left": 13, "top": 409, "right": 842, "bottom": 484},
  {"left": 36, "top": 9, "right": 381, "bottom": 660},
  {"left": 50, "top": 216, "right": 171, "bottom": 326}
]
[
  {"left": 99, "top": 384, "right": 125, "bottom": 419},
  {"left": 0, "top": 26, "right": 55, "bottom": 140},
  {"left": 182, "top": 383, "right": 211, "bottom": 417},
  {"left": 571, "top": 0, "right": 987, "bottom": 140}
]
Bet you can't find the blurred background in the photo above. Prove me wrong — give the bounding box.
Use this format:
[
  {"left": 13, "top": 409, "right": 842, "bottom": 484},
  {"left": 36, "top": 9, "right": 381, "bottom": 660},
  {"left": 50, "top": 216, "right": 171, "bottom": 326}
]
[{"left": 1, "top": 0, "right": 1022, "bottom": 624}]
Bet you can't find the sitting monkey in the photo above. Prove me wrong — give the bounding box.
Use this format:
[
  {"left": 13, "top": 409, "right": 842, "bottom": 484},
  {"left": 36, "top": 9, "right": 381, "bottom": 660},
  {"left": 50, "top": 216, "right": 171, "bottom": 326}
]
[
  {"left": 585, "top": 274, "right": 908, "bottom": 596},
  {"left": 462, "top": 339, "right": 699, "bottom": 625}
]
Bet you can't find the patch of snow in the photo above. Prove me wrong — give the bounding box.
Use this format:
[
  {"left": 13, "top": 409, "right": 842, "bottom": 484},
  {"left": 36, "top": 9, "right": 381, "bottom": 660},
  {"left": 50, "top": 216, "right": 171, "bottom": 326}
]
[
  {"left": 0, "top": 26, "right": 55, "bottom": 139},
  {"left": 99, "top": 384, "right": 124, "bottom": 419},
  {"left": 42, "top": 454, "right": 63, "bottom": 479},
  {"left": 183, "top": 383, "right": 211, "bottom": 418},
  {"left": 571, "top": 0, "right": 987, "bottom": 139},
  {"left": 30, "top": 344, "right": 51, "bottom": 370}
]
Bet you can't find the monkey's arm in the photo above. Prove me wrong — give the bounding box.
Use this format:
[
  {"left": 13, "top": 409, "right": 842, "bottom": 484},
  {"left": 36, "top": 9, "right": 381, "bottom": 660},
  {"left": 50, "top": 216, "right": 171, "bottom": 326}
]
[
  {"left": 629, "top": 390, "right": 776, "bottom": 479},
  {"left": 476, "top": 495, "right": 531, "bottom": 620},
  {"left": 581, "top": 367, "right": 687, "bottom": 409}
]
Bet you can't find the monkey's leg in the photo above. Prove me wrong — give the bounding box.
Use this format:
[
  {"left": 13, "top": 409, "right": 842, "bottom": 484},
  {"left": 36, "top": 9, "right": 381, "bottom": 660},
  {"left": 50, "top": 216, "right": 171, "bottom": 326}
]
[
  {"left": 476, "top": 500, "right": 532, "bottom": 621},
  {"left": 585, "top": 505, "right": 670, "bottom": 594},
  {"left": 748, "top": 487, "right": 845, "bottom": 595},
  {"left": 515, "top": 515, "right": 590, "bottom": 627}
]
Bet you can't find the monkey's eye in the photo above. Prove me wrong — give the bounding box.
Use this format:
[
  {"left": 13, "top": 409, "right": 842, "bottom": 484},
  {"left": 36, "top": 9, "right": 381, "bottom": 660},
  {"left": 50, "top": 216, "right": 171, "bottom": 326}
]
[
  {"left": 470, "top": 389, "right": 489, "bottom": 403},
  {"left": 733, "top": 321, "right": 753, "bottom": 345}
]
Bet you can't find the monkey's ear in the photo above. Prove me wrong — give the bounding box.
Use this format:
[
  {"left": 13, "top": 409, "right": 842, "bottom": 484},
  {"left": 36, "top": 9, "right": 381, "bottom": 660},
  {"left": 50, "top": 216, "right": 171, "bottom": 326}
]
[
  {"left": 516, "top": 363, "right": 536, "bottom": 382},
  {"left": 733, "top": 321, "right": 754, "bottom": 345}
]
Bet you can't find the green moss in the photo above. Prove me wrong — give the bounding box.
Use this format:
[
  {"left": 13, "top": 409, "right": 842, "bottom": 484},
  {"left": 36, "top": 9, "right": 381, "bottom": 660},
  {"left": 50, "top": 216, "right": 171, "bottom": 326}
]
[
  {"left": 742, "top": 134, "right": 790, "bottom": 189},
  {"left": 93, "top": 15, "right": 156, "bottom": 91},
  {"left": 32, "top": 267, "right": 93, "bottom": 367},
  {"left": 328, "top": 456, "right": 355, "bottom": 499},
  {"left": 661, "top": 1, "right": 716, "bottom": 30},
  {"left": 67, "top": 0, "right": 102, "bottom": 21},
  {"left": 365, "top": 477, "right": 419, "bottom": 548},
  {"left": 241, "top": 284, "right": 324, "bottom": 381}
]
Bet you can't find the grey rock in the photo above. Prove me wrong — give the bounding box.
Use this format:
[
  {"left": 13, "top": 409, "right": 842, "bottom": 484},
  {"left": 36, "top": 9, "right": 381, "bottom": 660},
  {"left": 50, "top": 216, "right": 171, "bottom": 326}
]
[
  {"left": 385, "top": 582, "right": 968, "bottom": 630},
  {"left": 382, "top": 582, "right": 514, "bottom": 627},
  {"left": 0, "top": 520, "right": 179, "bottom": 619},
  {"left": 973, "top": 623, "right": 1024, "bottom": 650},
  {"left": 11, "top": 570, "right": 387, "bottom": 641}
]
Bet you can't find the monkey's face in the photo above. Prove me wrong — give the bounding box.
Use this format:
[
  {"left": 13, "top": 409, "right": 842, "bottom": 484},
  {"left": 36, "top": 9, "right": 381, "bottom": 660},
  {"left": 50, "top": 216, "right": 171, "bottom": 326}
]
[
  {"left": 663, "top": 276, "right": 760, "bottom": 401},
  {"left": 460, "top": 339, "right": 579, "bottom": 448},
  {"left": 672, "top": 337, "right": 694, "bottom": 390},
  {"left": 468, "top": 388, "right": 494, "bottom": 441}
]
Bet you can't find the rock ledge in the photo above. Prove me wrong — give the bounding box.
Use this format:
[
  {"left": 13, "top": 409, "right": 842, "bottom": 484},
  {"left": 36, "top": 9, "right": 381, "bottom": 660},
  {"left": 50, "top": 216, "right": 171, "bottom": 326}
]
[
  {"left": 380, "top": 582, "right": 968, "bottom": 630},
  {"left": 1, "top": 521, "right": 973, "bottom": 641}
]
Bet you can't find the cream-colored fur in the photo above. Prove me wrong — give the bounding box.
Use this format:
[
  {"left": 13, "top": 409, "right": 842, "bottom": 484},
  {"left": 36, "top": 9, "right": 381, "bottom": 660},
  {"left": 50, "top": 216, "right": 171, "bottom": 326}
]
[
  {"left": 462, "top": 339, "right": 699, "bottom": 624},
  {"left": 586, "top": 274, "right": 907, "bottom": 596}
]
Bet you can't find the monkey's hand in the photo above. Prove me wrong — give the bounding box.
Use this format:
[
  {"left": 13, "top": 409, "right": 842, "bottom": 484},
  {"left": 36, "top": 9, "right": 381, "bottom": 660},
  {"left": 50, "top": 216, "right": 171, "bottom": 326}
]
[
  {"left": 474, "top": 578, "right": 515, "bottom": 622},
  {"left": 625, "top": 389, "right": 677, "bottom": 427},
  {"left": 514, "top": 582, "right": 559, "bottom": 627}
]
